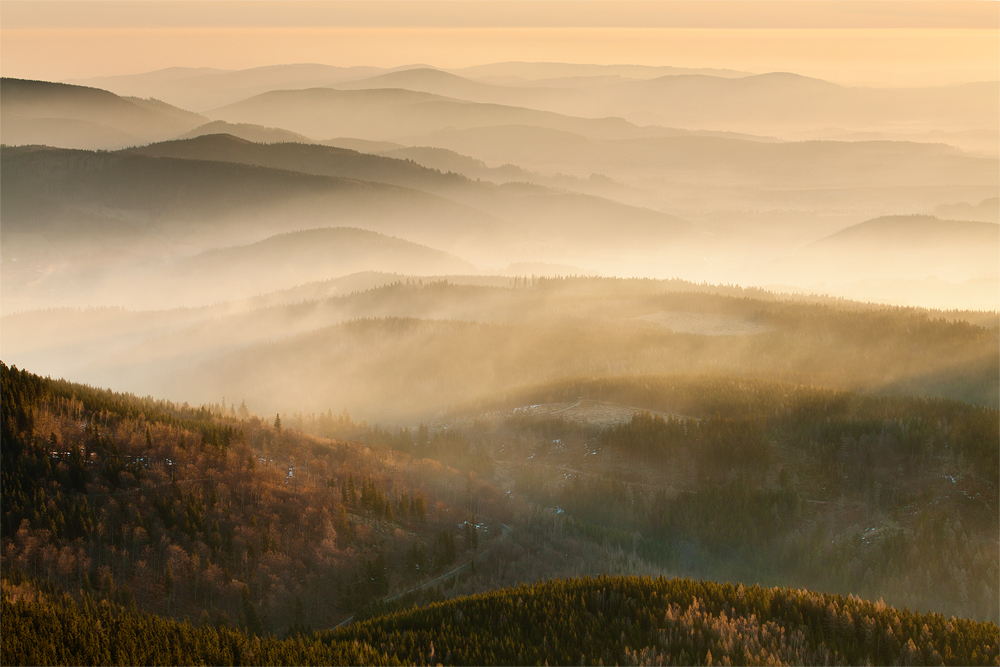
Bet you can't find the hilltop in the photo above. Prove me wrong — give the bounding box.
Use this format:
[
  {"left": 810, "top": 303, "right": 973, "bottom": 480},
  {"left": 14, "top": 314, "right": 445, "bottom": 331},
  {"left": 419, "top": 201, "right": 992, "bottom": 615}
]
[{"left": 4, "top": 575, "right": 997, "bottom": 665}]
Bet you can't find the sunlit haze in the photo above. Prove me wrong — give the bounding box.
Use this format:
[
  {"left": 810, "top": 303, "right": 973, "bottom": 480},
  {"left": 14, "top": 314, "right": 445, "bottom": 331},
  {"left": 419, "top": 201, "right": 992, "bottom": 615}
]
[{"left": 1, "top": 2, "right": 998, "bottom": 663}]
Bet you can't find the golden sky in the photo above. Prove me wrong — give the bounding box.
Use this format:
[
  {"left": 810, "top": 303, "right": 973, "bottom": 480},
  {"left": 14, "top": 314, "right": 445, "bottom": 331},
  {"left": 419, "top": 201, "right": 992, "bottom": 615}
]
[{"left": 2, "top": 1, "right": 997, "bottom": 85}]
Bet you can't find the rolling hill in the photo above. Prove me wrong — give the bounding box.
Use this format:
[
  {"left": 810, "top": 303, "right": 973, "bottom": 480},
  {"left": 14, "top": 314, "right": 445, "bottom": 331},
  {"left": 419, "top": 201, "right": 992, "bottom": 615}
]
[
  {"left": 205, "top": 86, "right": 666, "bottom": 143},
  {"left": 332, "top": 66, "right": 580, "bottom": 111},
  {"left": 127, "top": 134, "right": 695, "bottom": 252},
  {"left": 1, "top": 362, "right": 996, "bottom": 665},
  {"left": 0, "top": 78, "right": 206, "bottom": 149},
  {"left": 168, "top": 227, "right": 479, "bottom": 302},
  {"left": 5, "top": 277, "right": 996, "bottom": 417},
  {"left": 177, "top": 120, "right": 313, "bottom": 144},
  {"left": 0, "top": 144, "right": 506, "bottom": 312},
  {"left": 0, "top": 144, "right": 501, "bottom": 249},
  {"left": 402, "top": 126, "right": 998, "bottom": 189},
  {"left": 6, "top": 575, "right": 996, "bottom": 665},
  {"left": 592, "top": 74, "right": 1000, "bottom": 137},
  {"left": 810, "top": 214, "right": 1000, "bottom": 250},
  {"left": 129, "top": 133, "right": 470, "bottom": 193}
]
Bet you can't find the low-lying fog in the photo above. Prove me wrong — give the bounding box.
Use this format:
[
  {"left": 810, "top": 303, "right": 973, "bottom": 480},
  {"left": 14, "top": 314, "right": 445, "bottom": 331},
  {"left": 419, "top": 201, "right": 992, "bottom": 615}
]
[{"left": 1, "top": 65, "right": 997, "bottom": 418}]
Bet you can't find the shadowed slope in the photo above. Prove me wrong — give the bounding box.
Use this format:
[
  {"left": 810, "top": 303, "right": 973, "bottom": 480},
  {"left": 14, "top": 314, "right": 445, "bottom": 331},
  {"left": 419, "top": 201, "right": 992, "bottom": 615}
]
[
  {"left": 128, "top": 134, "right": 696, "bottom": 250},
  {"left": 0, "top": 78, "right": 206, "bottom": 149}
]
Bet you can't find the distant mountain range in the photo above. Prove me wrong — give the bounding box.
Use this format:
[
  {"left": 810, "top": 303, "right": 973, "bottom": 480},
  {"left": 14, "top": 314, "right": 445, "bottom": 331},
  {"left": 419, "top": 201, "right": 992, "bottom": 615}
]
[
  {"left": 332, "top": 68, "right": 998, "bottom": 140},
  {"left": 1, "top": 74, "right": 996, "bottom": 315},
  {"left": 68, "top": 64, "right": 389, "bottom": 111},
  {"left": 64, "top": 63, "right": 998, "bottom": 152},
  {"left": 205, "top": 86, "right": 662, "bottom": 142},
  {"left": 68, "top": 62, "right": 750, "bottom": 110}
]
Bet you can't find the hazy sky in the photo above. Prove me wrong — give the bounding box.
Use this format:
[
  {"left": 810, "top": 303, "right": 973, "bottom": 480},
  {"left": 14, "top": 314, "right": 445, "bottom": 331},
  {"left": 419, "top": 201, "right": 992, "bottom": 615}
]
[{"left": 1, "top": 1, "right": 998, "bottom": 85}]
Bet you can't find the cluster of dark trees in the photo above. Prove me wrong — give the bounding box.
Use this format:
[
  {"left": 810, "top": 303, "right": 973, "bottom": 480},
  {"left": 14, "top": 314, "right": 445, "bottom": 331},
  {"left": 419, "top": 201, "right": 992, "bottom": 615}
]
[{"left": 337, "top": 472, "right": 426, "bottom": 525}]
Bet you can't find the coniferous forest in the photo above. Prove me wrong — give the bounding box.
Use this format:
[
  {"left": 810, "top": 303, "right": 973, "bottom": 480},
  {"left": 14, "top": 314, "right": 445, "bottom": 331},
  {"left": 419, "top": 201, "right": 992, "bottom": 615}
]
[{"left": 3, "top": 355, "right": 998, "bottom": 665}]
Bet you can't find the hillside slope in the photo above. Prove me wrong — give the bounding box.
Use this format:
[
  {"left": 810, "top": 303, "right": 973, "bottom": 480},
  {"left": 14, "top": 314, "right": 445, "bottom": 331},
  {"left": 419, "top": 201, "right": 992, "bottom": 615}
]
[
  {"left": 0, "top": 78, "right": 206, "bottom": 149},
  {"left": 810, "top": 214, "right": 999, "bottom": 250},
  {"left": 4, "top": 279, "right": 997, "bottom": 416},
  {"left": 335, "top": 69, "right": 998, "bottom": 149},
  {"left": 206, "top": 86, "right": 664, "bottom": 142},
  {"left": 328, "top": 575, "right": 998, "bottom": 666},
  {"left": 4, "top": 576, "right": 997, "bottom": 666},
  {"left": 129, "top": 134, "right": 695, "bottom": 249},
  {"left": 0, "top": 145, "right": 505, "bottom": 311}
]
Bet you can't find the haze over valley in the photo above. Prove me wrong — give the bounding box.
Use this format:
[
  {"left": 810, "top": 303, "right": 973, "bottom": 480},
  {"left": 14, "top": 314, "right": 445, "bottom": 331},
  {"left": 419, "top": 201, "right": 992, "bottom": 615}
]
[{"left": 2, "top": 3, "right": 998, "bottom": 663}]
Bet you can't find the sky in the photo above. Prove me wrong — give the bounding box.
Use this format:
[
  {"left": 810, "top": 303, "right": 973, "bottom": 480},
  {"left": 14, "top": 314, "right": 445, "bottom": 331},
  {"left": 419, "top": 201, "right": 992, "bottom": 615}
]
[{"left": 1, "top": 1, "right": 998, "bottom": 86}]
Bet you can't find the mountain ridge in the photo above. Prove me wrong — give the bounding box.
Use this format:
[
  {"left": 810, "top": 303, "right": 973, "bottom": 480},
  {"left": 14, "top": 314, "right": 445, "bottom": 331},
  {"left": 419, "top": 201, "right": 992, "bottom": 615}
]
[{"left": 0, "top": 77, "right": 207, "bottom": 149}]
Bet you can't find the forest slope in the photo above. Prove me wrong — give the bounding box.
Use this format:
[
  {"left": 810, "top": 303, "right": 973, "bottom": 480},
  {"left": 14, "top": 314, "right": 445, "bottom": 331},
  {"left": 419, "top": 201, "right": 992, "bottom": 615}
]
[
  {"left": 3, "top": 278, "right": 996, "bottom": 418},
  {"left": 155, "top": 280, "right": 999, "bottom": 419},
  {"left": 1, "top": 357, "right": 996, "bottom": 661},
  {"left": 4, "top": 575, "right": 997, "bottom": 666},
  {"left": 0, "top": 362, "right": 508, "bottom": 635},
  {"left": 328, "top": 575, "right": 999, "bottom": 666}
]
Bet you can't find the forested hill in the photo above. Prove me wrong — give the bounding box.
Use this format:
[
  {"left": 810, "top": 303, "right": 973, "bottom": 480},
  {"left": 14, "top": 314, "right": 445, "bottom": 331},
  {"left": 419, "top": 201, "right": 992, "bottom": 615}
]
[
  {"left": 330, "top": 576, "right": 1000, "bottom": 666},
  {"left": 0, "top": 361, "right": 489, "bottom": 637},
  {"left": 4, "top": 575, "right": 997, "bottom": 666}
]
